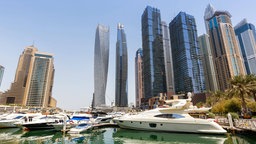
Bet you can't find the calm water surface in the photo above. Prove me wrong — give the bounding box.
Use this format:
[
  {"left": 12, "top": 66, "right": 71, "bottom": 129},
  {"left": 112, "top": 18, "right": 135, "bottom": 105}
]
[{"left": 0, "top": 128, "right": 255, "bottom": 144}]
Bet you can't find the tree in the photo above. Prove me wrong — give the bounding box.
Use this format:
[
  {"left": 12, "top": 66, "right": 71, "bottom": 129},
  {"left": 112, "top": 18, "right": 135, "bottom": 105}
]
[
  {"left": 224, "top": 98, "right": 241, "bottom": 113},
  {"left": 211, "top": 101, "right": 226, "bottom": 114},
  {"left": 245, "top": 74, "right": 256, "bottom": 101},
  {"left": 206, "top": 90, "right": 227, "bottom": 107},
  {"left": 227, "top": 75, "right": 254, "bottom": 114},
  {"left": 247, "top": 101, "right": 256, "bottom": 112}
]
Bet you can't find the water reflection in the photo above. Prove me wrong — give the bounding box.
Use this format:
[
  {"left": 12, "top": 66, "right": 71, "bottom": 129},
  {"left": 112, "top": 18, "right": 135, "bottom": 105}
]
[
  {"left": 0, "top": 128, "right": 254, "bottom": 144},
  {"left": 0, "top": 128, "right": 22, "bottom": 143},
  {"left": 113, "top": 128, "right": 227, "bottom": 144},
  {"left": 224, "top": 134, "right": 256, "bottom": 144}
]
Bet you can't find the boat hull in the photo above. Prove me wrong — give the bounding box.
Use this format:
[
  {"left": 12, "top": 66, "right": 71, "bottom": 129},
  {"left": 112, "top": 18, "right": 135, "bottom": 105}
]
[
  {"left": 22, "top": 122, "right": 55, "bottom": 131},
  {"left": 52, "top": 123, "right": 73, "bottom": 131},
  {"left": 114, "top": 119, "right": 226, "bottom": 134},
  {"left": 0, "top": 121, "right": 18, "bottom": 128},
  {"left": 68, "top": 124, "right": 93, "bottom": 134}
]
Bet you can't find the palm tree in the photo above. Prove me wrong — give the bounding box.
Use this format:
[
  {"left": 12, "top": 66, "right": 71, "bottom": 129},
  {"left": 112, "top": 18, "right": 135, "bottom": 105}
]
[
  {"left": 206, "top": 90, "right": 226, "bottom": 106},
  {"left": 227, "top": 75, "right": 254, "bottom": 114},
  {"left": 245, "top": 74, "right": 256, "bottom": 101}
]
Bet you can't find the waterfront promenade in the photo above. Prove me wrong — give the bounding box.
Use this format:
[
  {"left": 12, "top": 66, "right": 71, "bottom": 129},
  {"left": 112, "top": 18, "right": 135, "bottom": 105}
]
[{"left": 216, "top": 118, "right": 256, "bottom": 133}]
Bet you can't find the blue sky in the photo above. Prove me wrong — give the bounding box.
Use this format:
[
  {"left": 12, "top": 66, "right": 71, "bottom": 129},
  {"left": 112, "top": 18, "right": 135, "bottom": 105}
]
[{"left": 0, "top": 0, "right": 256, "bottom": 110}]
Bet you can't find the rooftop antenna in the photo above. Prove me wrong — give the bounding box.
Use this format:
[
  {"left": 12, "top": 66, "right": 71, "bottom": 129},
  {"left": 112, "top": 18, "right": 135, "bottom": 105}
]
[{"left": 32, "top": 40, "right": 35, "bottom": 47}]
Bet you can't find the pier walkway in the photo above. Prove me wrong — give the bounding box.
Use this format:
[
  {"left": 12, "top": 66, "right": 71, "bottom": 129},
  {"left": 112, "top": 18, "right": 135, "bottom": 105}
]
[{"left": 216, "top": 118, "right": 256, "bottom": 132}]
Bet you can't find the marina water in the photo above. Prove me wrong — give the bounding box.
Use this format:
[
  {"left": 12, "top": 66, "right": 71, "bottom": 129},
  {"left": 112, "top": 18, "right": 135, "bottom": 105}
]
[{"left": 0, "top": 128, "right": 255, "bottom": 144}]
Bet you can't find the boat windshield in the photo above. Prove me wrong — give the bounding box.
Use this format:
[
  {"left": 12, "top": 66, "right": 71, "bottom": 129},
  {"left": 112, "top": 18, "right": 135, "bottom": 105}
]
[
  {"left": 154, "top": 114, "right": 185, "bottom": 119},
  {"left": 14, "top": 116, "right": 23, "bottom": 119},
  {"left": 78, "top": 123, "right": 88, "bottom": 127},
  {"left": 71, "top": 116, "right": 90, "bottom": 121},
  {"left": 40, "top": 116, "right": 59, "bottom": 119}
]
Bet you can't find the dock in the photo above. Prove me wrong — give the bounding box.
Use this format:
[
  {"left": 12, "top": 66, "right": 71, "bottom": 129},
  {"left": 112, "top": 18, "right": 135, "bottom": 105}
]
[
  {"left": 216, "top": 118, "right": 256, "bottom": 134},
  {"left": 91, "top": 123, "right": 119, "bottom": 130}
]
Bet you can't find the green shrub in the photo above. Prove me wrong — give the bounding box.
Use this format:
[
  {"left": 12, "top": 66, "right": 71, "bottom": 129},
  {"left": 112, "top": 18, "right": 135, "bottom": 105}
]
[
  {"left": 247, "top": 101, "right": 256, "bottom": 112},
  {"left": 207, "top": 112, "right": 215, "bottom": 118},
  {"left": 224, "top": 98, "right": 241, "bottom": 113},
  {"left": 228, "top": 112, "right": 239, "bottom": 119}
]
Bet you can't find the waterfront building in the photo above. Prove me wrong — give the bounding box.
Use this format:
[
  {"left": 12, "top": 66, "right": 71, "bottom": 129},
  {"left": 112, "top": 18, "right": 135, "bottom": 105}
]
[
  {"left": 204, "top": 4, "right": 246, "bottom": 91},
  {"left": 235, "top": 19, "right": 256, "bottom": 75},
  {"left": 94, "top": 24, "right": 109, "bottom": 107},
  {"left": 141, "top": 6, "right": 166, "bottom": 100},
  {"left": 0, "top": 65, "right": 4, "bottom": 88},
  {"left": 135, "top": 48, "right": 144, "bottom": 108},
  {"left": 115, "top": 23, "right": 128, "bottom": 107},
  {"left": 169, "top": 12, "right": 205, "bottom": 94},
  {"left": 161, "top": 21, "right": 175, "bottom": 95},
  {"left": 0, "top": 46, "right": 56, "bottom": 108},
  {"left": 198, "top": 34, "right": 218, "bottom": 92}
]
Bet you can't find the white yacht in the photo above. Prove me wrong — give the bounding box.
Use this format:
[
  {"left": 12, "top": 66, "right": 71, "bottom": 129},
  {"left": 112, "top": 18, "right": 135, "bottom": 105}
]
[
  {"left": 52, "top": 113, "right": 93, "bottom": 131},
  {"left": 68, "top": 123, "right": 93, "bottom": 134},
  {"left": 93, "top": 115, "right": 113, "bottom": 124},
  {"left": 0, "top": 113, "right": 41, "bottom": 128},
  {"left": 113, "top": 96, "right": 227, "bottom": 134},
  {"left": 16, "top": 115, "right": 63, "bottom": 130}
]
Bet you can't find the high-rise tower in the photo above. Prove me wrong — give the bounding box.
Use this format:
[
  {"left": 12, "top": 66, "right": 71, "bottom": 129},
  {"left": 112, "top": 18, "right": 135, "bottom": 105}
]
[
  {"left": 0, "top": 46, "right": 56, "bottom": 107},
  {"left": 204, "top": 4, "right": 246, "bottom": 91},
  {"left": 94, "top": 24, "right": 109, "bottom": 107},
  {"left": 115, "top": 23, "right": 128, "bottom": 107},
  {"left": 135, "top": 48, "right": 143, "bottom": 108},
  {"left": 161, "top": 21, "right": 175, "bottom": 94},
  {"left": 235, "top": 19, "right": 256, "bottom": 75},
  {"left": 141, "top": 6, "right": 166, "bottom": 99},
  {"left": 198, "top": 34, "right": 218, "bottom": 92},
  {"left": 0, "top": 65, "right": 4, "bottom": 88},
  {"left": 169, "top": 12, "right": 205, "bottom": 94}
]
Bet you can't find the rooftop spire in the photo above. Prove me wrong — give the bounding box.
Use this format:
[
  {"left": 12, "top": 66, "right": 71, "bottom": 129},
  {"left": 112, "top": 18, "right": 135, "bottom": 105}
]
[{"left": 204, "top": 3, "right": 216, "bottom": 20}]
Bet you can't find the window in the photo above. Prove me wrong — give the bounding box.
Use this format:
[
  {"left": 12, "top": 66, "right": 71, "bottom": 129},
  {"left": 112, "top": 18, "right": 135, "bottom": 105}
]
[
  {"left": 149, "top": 123, "right": 157, "bottom": 128},
  {"left": 6, "top": 97, "right": 15, "bottom": 104},
  {"left": 154, "top": 114, "right": 185, "bottom": 119}
]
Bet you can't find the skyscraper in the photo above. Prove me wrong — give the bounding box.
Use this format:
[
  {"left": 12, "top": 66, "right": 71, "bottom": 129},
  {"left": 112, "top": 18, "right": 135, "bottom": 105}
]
[
  {"left": 94, "top": 24, "right": 109, "bottom": 107},
  {"left": 198, "top": 34, "right": 218, "bottom": 92},
  {"left": 235, "top": 19, "right": 256, "bottom": 75},
  {"left": 115, "top": 23, "right": 128, "bottom": 107},
  {"left": 161, "top": 21, "right": 175, "bottom": 94},
  {"left": 25, "top": 52, "right": 55, "bottom": 107},
  {"left": 204, "top": 4, "right": 246, "bottom": 91},
  {"left": 169, "top": 12, "right": 205, "bottom": 94},
  {"left": 0, "top": 46, "right": 56, "bottom": 107},
  {"left": 0, "top": 65, "right": 4, "bottom": 88},
  {"left": 135, "top": 48, "right": 143, "bottom": 108},
  {"left": 141, "top": 6, "right": 166, "bottom": 99}
]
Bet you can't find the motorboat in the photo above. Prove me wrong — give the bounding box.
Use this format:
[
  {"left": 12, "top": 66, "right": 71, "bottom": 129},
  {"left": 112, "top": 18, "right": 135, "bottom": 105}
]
[
  {"left": 16, "top": 115, "right": 63, "bottom": 131},
  {"left": 93, "top": 115, "right": 113, "bottom": 124},
  {"left": 68, "top": 122, "right": 93, "bottom": 134},
  {"left": 113, "top": 96, "right": 227, "bottom": 134},
  {"left": 52, "top": 113, "right": 93, "bottom": 131},
  {"left": 0, "top": 113, "right": 41, "bottom": 128}
]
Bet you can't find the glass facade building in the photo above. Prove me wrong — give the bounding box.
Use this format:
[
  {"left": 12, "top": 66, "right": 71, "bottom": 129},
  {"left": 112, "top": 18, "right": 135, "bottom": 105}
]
[
  {"left": 94, "top": 24, "right": 109, "bottom": 107},
  {"left": 198, "top": 34, "right": 218, "bottom": 92},
  {"left": 0, "top": 46, "right": 56, "bottom": 108},
  {"left": 0, "top": 65, "right": 4, "bottom": 88},
  {"left": 204, "top": 5, "right": 245, "bottom": 91},
  {"left": 115, "top": 23, "right": 128, "bottom": 107},
  {"left": 135, "top": 48, "right": 143, "bottom": 108},
  {"left": 141, "top": 6, "right": 166, "bottom": 99},
  {"left": 169, "top": 12, "right": 205, "bottom": 94},
  {"left": 161, "top": 21, "right": 175, "bottom": 94},
  {"left": 235, "top": 19, "right": 256, "bottom": 75},
  {"left": 26, "top": 53, "right": 55, "bottom": 107}
]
